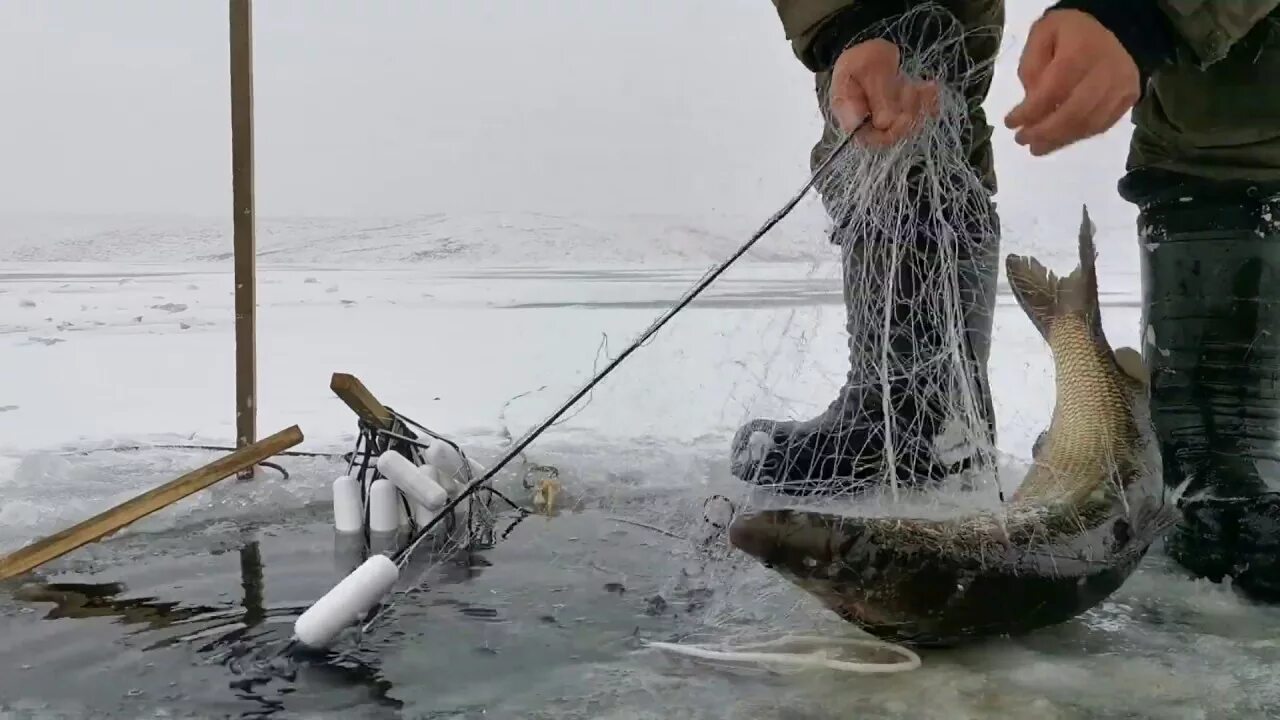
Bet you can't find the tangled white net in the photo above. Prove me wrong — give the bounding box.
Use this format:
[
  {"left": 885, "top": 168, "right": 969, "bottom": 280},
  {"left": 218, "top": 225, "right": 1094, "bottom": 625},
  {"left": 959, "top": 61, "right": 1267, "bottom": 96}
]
[
  {"left": 744, "top": 8, "right": 1004, "bottom": 505},
  {"left": 334, "top": 4, "right": 1006, "bottom": 675},
  {"left": 324, "top": 4, "right": 1165, "bottom": 687},
  {"left": 635, "top": 5, "right": 1008, "bottom": 672}
]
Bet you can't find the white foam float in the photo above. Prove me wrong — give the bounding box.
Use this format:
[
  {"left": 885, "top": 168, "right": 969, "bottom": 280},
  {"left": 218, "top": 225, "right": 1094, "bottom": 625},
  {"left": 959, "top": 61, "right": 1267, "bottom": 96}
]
[
  {"left": 331, "top": 474, "right": 364, "bottom": 534},
  {"left": 411, "top": 502, "right": 437, "bottom": 528},
  {"left": 367, "top": 479, "right": 401, "bottom": 534},
  {"left": 310, "top": 443, "right": 484, "bottom": 649},
  {"left": 420, "top": 463, "right": 455, "bottom": 501},
  {"left": 294, "top": 554, "right": 401, "bottom": 649},
  {"left": 421, "top": 441, "right": 485, "bottom": 495},
  {"left": 377, "top": 450, "right": 448, "bottom": 511}
]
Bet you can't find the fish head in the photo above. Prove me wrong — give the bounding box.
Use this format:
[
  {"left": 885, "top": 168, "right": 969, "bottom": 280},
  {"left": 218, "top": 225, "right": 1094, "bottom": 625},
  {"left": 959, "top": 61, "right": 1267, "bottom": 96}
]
[
  {"left": 728, "top": 505, "right": 1157, "bottom": 646},
  {"left": 728, "top": 507, "right": 907, "bottom": 630},
  {"left": 729, "top": 507, "right": 999, "bottom": 592},
  {"left": 727, "top": 507, "right": 995, "bottom": 640},
  {"left": 727, "top": 507, "right": 846, "bottom": 573}
]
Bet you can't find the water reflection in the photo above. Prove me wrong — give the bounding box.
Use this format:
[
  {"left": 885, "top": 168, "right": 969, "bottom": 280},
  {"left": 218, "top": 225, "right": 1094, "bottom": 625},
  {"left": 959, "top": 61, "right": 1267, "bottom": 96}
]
[
  {"left": 1, "top": 505, "right": 724, "bottom": 718},
  {"left": 10, "top": 539, "right": 406, "bottom": 718}
]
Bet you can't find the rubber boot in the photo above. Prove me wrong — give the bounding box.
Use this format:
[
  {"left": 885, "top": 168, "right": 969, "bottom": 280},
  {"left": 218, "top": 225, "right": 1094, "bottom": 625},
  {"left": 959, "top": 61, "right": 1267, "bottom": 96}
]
[
  {"left": 729, "top": 175, "right": 1000, "bottom": 496},
  {"left": 1122, "top": 168, "right": 1280, "bottom": 601}
]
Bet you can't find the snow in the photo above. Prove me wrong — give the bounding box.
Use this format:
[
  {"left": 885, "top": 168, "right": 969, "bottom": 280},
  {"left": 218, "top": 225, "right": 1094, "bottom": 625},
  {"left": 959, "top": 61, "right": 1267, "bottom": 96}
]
[{"left": 0, "top": 255, "right": 1140, "bottom": 552}]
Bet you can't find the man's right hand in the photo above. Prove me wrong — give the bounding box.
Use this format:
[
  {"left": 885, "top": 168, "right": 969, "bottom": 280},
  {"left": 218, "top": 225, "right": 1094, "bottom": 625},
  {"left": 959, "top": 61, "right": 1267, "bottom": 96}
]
[{"left": 830, "top": 39, "right": 939, "bottom": 147}]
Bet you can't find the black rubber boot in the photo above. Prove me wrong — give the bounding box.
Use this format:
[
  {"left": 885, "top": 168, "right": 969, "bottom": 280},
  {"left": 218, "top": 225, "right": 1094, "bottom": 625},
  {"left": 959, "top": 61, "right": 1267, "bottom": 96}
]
[
  {"left": 1122, "top": 168, "right": 1280, "bottom": 602},
  {"left": 729, "top": 176, "right": 1000, "bottom": 496}
]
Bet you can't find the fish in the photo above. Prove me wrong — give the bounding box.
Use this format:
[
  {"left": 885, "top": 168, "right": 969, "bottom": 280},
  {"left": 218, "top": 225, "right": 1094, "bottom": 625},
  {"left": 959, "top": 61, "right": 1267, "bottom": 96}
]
[{"left": 726, "top": 205, "right": 1177, "bottom": 647}]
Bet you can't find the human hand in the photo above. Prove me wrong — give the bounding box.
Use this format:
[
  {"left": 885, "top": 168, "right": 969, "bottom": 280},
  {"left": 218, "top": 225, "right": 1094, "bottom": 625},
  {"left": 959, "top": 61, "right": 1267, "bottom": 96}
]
[
  {"left": 829, "top": 38, "right": 940, "bottom": 146},
  {"left": 1004, "top": 9, "right": 1141, "bottom": 156}
]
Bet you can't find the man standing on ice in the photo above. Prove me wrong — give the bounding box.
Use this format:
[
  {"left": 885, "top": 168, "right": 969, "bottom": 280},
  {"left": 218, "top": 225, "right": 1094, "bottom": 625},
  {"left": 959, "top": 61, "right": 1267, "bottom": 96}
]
[{"left": 731, "top": 1, "right": 1280, "bottom": 601}]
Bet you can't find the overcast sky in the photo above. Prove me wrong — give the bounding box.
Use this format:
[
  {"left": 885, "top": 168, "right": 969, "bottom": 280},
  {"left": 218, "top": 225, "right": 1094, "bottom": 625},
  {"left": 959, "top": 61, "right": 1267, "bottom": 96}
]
[{"left": 0, "top": 1, "right": 1132, "bottom": 222}]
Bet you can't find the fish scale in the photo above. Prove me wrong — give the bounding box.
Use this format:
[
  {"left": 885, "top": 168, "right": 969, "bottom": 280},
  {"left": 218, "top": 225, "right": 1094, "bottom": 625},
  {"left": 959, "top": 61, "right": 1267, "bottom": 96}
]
[{"left": 1016, "top": 312, "right": 1142, "bottom": 505}]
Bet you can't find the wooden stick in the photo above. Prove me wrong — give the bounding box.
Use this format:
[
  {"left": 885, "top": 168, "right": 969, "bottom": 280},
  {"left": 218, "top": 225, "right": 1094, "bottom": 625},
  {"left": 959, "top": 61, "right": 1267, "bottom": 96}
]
[
  {"left": 0, "top": 425, "right": 303, "bottom": 582},
  {"left": 330, "top": 373, "right": 395, "bottom": 431},
  {"left": 230, "top": 0, "right": 257, "bottom": 478}
]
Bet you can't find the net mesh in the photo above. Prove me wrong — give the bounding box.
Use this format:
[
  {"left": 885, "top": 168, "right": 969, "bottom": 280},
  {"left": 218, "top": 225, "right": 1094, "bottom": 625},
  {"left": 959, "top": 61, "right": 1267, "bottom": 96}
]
[
  {"left": 734, "top": 6, "right": 1005, "bottom": 503},
  {"left": 321, "top": 3, "right": 1167, "bottom": 676},
  {"left": 646, "top": 5, "right": 1015, "bottom": 650},
  {"left": 325, "top": 4, "right": 994, "bottom": 660}
]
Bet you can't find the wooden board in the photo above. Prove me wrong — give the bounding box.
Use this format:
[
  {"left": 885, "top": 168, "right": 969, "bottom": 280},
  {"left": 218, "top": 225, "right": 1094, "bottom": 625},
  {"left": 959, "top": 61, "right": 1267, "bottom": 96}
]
[
  {"left": 0, "top": 425, "right": 304, "bottom": 582},
  {"left": 330, "top": 373, "right": 395, "bottom": 431}
]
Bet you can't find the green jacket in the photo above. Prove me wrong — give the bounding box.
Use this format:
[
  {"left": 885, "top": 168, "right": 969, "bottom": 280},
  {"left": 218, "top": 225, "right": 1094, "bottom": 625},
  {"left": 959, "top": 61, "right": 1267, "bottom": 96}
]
[{"left": 772, "top": 1, "right": 1280, "bottom": 185}]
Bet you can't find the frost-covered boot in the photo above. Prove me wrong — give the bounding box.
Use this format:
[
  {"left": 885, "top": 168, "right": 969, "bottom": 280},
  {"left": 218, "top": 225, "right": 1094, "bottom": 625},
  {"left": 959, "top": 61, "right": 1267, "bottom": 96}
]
[
  {"left": 1123, "top": 168, "right": 1280, "bottom": 601},
  {"left": 729, "top": 188, "right": 1000, "bottom": 496}
]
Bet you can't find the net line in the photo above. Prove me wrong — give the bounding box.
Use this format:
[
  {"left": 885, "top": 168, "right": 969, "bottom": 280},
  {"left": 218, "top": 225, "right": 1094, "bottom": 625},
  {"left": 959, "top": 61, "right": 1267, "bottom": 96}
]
[
  {"left": 351, "top": 122, "right": 865, "bottom": 639},
  {"left": 327, "top": 3, "right": 1016, "bottom": 675}
]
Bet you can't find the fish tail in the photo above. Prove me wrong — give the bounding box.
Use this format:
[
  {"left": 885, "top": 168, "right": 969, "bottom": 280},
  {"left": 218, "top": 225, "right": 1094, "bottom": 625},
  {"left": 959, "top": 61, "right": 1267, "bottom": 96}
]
[{"left": 1005, "top": 204, "right": 1100, "bottom": 340}]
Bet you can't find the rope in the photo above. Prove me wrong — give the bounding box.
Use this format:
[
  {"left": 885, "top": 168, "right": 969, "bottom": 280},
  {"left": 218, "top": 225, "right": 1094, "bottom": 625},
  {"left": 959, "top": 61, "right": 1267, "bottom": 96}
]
[{"left": 644, "top": 633, "right": 921, "bottom": 674}]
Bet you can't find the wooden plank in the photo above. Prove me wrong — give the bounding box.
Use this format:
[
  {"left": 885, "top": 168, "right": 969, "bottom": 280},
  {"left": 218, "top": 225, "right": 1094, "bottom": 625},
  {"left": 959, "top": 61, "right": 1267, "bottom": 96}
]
[
  {"left": 0, "top": 425, "right": 304, "bottom": 582},
  {"left": 330, "top": 373, "right": 396, "bottom": 430},
  {"left": 230, "top": 0, "right": 257, "bottom": 477}
]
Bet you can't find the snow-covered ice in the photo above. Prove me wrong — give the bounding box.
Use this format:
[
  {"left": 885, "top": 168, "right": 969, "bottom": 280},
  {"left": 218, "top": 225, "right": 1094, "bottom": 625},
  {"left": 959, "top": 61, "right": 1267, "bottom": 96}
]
[
  {"left": 0, "top": 247, "right": 1135, "bottom": 551},
  {"left": 3, "top": 219, "right": 1273, "bottom": 720}
]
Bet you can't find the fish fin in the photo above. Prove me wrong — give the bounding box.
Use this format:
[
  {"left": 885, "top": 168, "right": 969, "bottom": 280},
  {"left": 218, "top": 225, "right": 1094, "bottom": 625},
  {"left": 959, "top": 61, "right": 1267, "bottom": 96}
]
[
  {"left": 1076, "top": 204, "right": 1103, "bottom": 335},
  {"left": 1004, "top": 255, "right": 1060, "bottom": 341},
  {"left": 1113, "top": 346, "right": 1149, "bottom": 385},
  {"left": 1005, "top": 204, "right": 1101, "bottom": 341}
]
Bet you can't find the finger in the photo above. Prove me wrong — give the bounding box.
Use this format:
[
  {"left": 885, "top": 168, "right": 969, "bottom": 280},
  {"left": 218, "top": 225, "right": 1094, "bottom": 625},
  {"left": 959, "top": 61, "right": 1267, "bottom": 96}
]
[
  {"left": 1018, "top": 66, "right": 1108, "bottom": 147},
  {"left": 830, "top": 81, "right": 870, "bottom": 134},
  {"left": 1017, "top": 20, "right": 1057, "bottom": 90},
  {"left": 1070, "top": 86, "right": 1134, "bottom": 143},
  {"left": 863, "top": 70, "right": 901, "bottom": 131},
  {"left": 1080, "top": 90, "right": 1137, "bottom": 143},
  {"left": 1101, "top": 91, "right": 1137, "bottom": 133},
  {"left": 854, "top": 104, "right": 898, "bottom": 147},
  {"left": 1005, "top": 23, "right": 1057, "bottom": 128},
  {"left": 855, "top": 125, "right": 898, "bottom": 148},
  {"left": 854, "top": 93, "right": 900, "bottom": 147},
  {"left": 917, "top": 80, "right": 940, "bottom": 118},
  {"left": 1005, "top": 52, "right": 1085, "bottom": 130},
  {"left": 1100, "top": 81, "right": 1140, "bottom": 132},
  {"left": 901, "top": 82, "right": 934, "bottom": 138},
  {"left": 1020, "top": 73, "right": 1111, "bottom": 155},
  {"left": 883, "top": 84, "right": 919, "bottom": 143}
]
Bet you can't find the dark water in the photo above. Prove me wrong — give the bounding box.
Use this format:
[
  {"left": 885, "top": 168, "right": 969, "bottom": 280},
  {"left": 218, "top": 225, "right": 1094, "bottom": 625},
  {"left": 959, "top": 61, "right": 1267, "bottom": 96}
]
[
  {"left": 5, "top": 483, "right": 1280, "bottom": 719},
  {"left": 0, "top": 495, "right": 770, "bottom": 719}
]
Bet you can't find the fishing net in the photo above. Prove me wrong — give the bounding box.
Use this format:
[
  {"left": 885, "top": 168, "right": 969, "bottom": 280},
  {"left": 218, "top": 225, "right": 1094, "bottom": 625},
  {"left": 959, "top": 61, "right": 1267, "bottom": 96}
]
[
  {"left": 300, "top": 4, "right": 1013, "bottom": 672},
  {"left": 281, "top": 4, "right": 1164, "bottom": 690},
  {"left": 631, "top": 5, "right": 1010, "bottom": 665}
]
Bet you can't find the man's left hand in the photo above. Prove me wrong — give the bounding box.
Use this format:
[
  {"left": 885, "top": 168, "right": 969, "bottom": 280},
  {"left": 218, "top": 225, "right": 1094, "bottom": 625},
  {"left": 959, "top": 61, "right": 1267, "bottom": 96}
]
[{"left": 1004, "top": 9, "right": 1141, "bottom": 156}]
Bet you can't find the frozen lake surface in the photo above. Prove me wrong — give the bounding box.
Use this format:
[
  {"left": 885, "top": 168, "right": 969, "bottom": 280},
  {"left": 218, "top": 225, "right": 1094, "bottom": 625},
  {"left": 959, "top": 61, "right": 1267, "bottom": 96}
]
[
  {"left": 7, "top": 0, "right": 1274, "bottom": 716},
  {"left": 2, "top": 257, "right": 1278, "bottom": 719}
]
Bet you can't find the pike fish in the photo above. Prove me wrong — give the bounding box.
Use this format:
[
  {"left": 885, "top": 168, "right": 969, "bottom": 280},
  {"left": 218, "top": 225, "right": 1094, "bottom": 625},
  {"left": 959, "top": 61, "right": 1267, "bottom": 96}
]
[{"left": 727, "top": 205, "right": 1177, "bottom": 647}]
